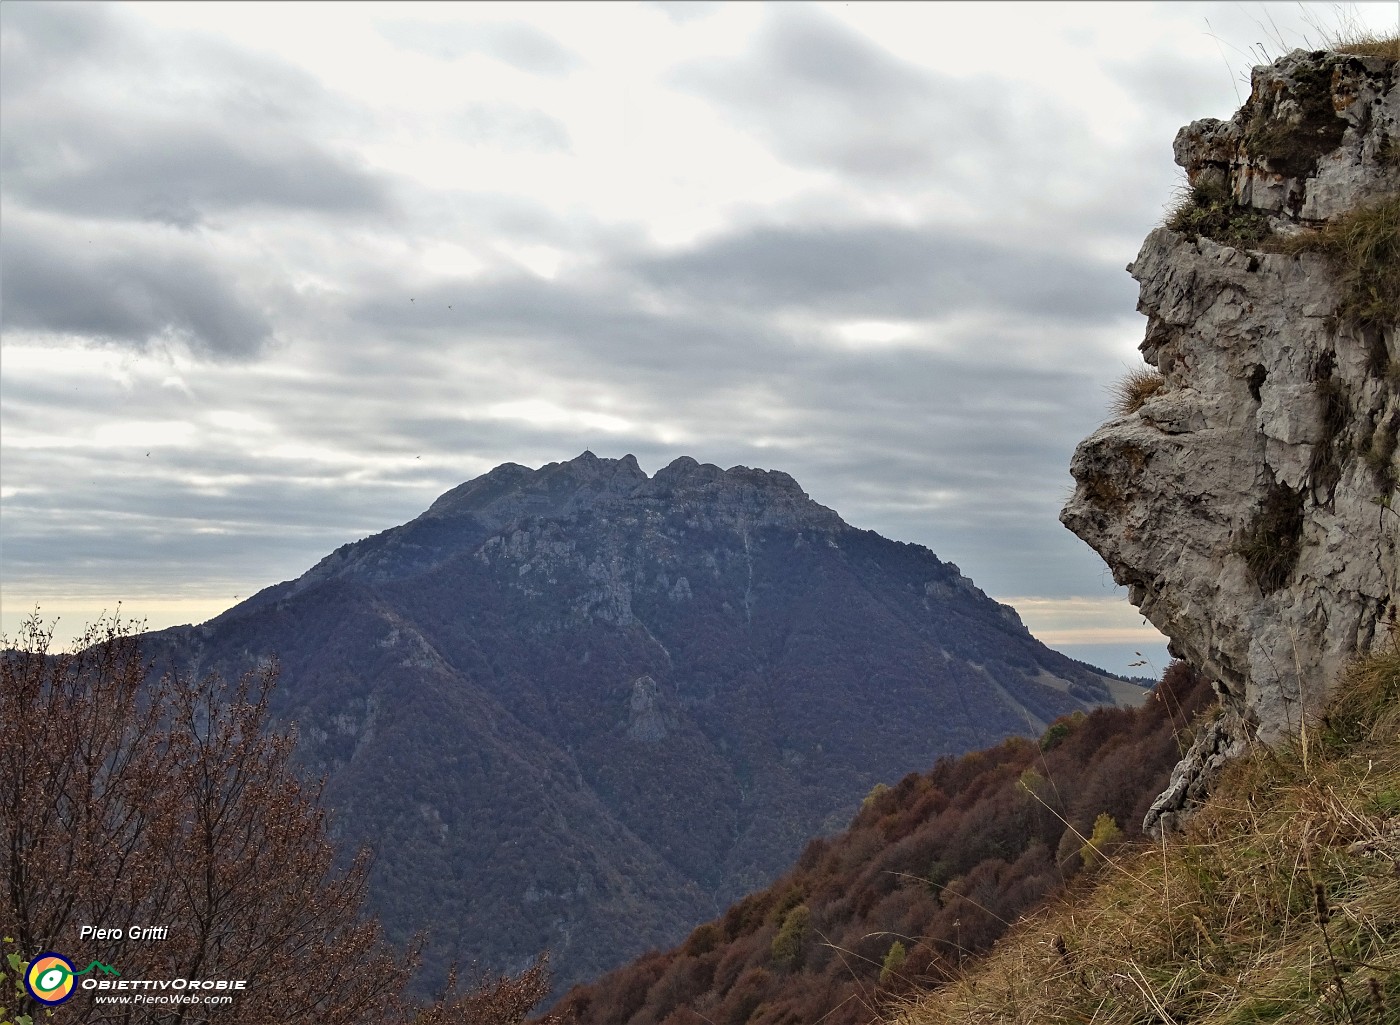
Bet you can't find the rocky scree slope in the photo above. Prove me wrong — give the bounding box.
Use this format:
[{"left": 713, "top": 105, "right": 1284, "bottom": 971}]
[
  {"left": 1061, "top": 47, "right": 1398, "bottom": 831},
  {"left": 148, "top": 452, "right": 1126, "bottom": 996}
]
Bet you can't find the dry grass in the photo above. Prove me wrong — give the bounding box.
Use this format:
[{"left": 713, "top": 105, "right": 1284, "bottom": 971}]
[
  {"left": 1330, "top": 34, "right": 1399, "bottom": 59},
  {"left": 1273, "top": 196, "right": 1400, "bottom": 329},
  {"left": 889, "top": 640, "right": 1400, "bottom": 1025},
  {"left": 1111, "top": 367, "right": 1167, "bottom": 417}
]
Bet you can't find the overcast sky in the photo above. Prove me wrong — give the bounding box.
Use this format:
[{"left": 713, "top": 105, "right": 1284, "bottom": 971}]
[{"left": 2, "top": 1, "right": 1395, "bottom": 675}]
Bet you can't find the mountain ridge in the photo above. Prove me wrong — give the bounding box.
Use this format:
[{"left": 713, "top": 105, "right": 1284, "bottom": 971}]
[{"left": 144, "top": 452, "right": 1135, "bottom": 995}]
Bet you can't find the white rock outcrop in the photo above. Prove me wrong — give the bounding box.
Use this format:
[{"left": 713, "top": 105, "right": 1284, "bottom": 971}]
[{"left": 1061, "top": 48, "right": 1398, "bottom": 831}]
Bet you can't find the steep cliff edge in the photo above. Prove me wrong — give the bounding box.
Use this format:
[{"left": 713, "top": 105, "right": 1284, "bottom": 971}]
[{"left": 1061, "top": 47, "right": 1398, "bottom": 831}]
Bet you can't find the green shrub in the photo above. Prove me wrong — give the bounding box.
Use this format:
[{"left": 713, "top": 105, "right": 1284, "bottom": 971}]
[
  {"left": 1079, "top": 812, "right": 1122, "bottom": 867},
  {"left": 1039, "top": 712, "right": 1084, "bottom": 751},
  {"left": 770, "top": 904, "right": 810, "bottom": 971},
  {"left": 880, "top": 940, "right": 908, "bottom": 986},
  {"left": 1167, "top": 178, "right": 1274, "bottom": 249},
  {"left": 3, "top": 939, "right": 37, "bottom": 1025}
]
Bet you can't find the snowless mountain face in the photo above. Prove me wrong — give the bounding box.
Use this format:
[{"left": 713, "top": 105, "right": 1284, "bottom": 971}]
[{"left": 148, "top": 452, "right": 1127, "bottom": 994}]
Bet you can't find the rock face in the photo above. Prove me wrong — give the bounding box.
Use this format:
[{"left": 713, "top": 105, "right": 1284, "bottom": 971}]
[
  {"left": 1061, "top": 48, "right": 1399, "bottom": 831},
  {"left": 149, "top": 452, "right": 1128, "bottom": 996},
  {"left": 1172, "top": 49, "right": 1399, "bottom": 222}
]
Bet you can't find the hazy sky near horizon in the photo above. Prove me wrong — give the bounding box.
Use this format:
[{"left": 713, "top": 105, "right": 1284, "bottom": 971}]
[{"left": 3, "top": 1, "right": 1396, "bottom": 674}]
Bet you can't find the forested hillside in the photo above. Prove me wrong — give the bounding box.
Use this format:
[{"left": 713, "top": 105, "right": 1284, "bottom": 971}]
[{"left": 545, "top": 662, "right": 1211, "bottom": 1024}]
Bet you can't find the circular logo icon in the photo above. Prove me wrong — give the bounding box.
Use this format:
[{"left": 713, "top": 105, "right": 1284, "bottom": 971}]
[{"left": 25, "top": 952, "right": 77, "bottom": 1005}]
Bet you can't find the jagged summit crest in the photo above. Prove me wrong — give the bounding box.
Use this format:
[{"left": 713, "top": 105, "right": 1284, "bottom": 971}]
[
  {"left": 423, "top": 450, "right": 646, "bottom": 523},
  {"left": 275, "top": 453, "right": 848, "bottom": 602},
  {"left": 423, "top": 451, "right": 833, "bottom": 528}
]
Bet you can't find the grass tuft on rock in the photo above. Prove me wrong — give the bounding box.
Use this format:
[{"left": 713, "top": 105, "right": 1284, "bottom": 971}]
[
  {"left": 1110, "top": 367, "right": 1167, "bottom": 417},
  {"left": 1330, "top": 34, "right": 1399, "bottom": 59},
  {"left": 1278, "top": 195, "right": 1400, "bottom": 329}
]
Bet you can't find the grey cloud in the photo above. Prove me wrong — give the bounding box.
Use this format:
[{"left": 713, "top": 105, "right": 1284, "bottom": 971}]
[
  {"left": 395, "top": 184, "right": 653, "bottom": 258},
  {"left": 739, "top": 350, "right": 1116, "bottom": 598},
  {"left": 646, "top": 2, "right": 724, "bottom": 25},
  {"left": 668, "top": 0, "right": 1110, "bottom": 225},
  {"left": 354, "top": 273, "right": 782, "bottom": 381},
  {"left": 0, "top": 215, "right": 273, "bottom": 358},
  {"left": 475, "top": 22, "right": 580, "bottom": 76},
  {"left": 348, "top": 222, "right": 1128, "bottom": 416},
  {"left": 671, "top": 4, "right": 1017, "bottom": 183},
  {"left": 0, "top": 428, "right": 441, "bottom": 597},
  {"left": 344, "top": 231, "right": 1132, "bottom": 452},
  {"left": 756, "top": 5, "right": 929, "bottom": 98},
  {"left": 346, "top": 265, "right": 1110, "bottom": 514},
  {"left": 0, "top": 490, "right": 393, "bottom": 597},
  {"left": 1, "top": 4, "right": 389, "bottom": 225},
  {"left": 377, "top": 19, "right": 580, "bottom": 76},
  {"left": 452, "top": 104, "right": 572, "bottom": 152},
  {"left": 3, "top": 119, "right": 387, "bottom": 226},
  {"left": 0, "top": 1, "right": 126, "bottom": 95},
  {"left": 1106, "top": 50, "right": 1240, "bottom": 126},
  {"left": 630, "top": 223, "right": 1130, "bottom": 322}
]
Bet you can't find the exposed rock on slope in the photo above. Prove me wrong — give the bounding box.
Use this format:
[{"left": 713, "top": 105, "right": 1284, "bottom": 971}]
[
  {"left": 149, "top": 452, "right": 1126, "bottom": 995},
  {"left": 1061, "top": 48, "right": 1398, "bottom": 829}
]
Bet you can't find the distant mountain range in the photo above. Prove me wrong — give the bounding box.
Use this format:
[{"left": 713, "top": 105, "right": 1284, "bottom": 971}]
[{"left": 145, "top": 452, "right": 1139, "bottom": 994}]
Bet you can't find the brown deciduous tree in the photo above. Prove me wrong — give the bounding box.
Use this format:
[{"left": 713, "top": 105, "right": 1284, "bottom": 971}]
[{"left": 1, "top": 615, "right": 554, "bottom": 1025}]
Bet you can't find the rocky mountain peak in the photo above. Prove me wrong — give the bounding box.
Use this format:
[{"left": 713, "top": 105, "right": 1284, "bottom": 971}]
[
  {"left": 275, "top": 454, "right": 845, "bottom": 602},
  {"left": 421, "top": 452, "right": 844, "bottom": 538},
  {"left": 637, "top": 456, "right": 843, "bottom": 532},
  {"left": 1061, "top": 46, "right": 1398, "bottom": 832},
  {"left": 422, "top": 451, "right": 647, "bottom": 528},
  {"left": 153, "top": 449, "right": 1130, "bottom": 996}
]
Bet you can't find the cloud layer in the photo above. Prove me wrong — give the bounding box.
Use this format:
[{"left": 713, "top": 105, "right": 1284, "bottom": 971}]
[{"left": 5, "top": 1, "right": 1392, "bottom": 670}]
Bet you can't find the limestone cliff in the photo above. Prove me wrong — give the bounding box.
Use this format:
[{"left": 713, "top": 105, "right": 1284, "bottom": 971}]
[{"left": 1061, "top": 47, "right": 1398, "bottom": 831}]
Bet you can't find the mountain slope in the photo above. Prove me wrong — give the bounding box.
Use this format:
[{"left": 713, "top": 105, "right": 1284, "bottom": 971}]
[
  {"left": 892, "top": 644, "right": 1399, "bottom": 1025},
  {"left": 542, "top": 662, "right": 1211, "bottom": 1025},
  {"left": 146, "top": 452, "right": 1131, "bottom": 993}
]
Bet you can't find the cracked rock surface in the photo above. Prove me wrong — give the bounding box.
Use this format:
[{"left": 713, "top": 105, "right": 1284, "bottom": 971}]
[{"left": 1062, "top": 48, "right": 1399, "bottom": 829}]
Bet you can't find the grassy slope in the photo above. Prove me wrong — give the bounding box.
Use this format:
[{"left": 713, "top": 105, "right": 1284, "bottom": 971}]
[{"left": 891, "top": 642, "right": 1400, "bottom": 1025}]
